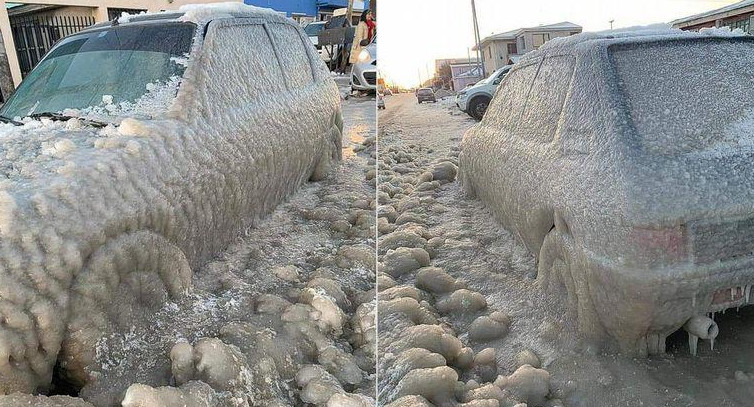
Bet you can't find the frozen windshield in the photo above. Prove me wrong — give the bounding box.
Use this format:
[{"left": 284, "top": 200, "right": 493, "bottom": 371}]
[
  {"left": 304, "top": 22, "right": 325, "bottom": 36},
  {"left": 611, "top": 39, "right": 754, "bottom": 156},
  {"left": 0, "top": 22, "right": 195, "bottom": 121}
]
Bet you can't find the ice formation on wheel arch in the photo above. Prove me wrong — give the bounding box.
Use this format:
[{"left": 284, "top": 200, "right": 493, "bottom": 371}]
[{"left": 0, "top": 3, "right": 341, "bottom": 394}]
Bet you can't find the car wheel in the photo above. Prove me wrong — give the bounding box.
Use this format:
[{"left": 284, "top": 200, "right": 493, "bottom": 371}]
[
  {"left": 538, "top": 228, "right": 604, "bottom": 346},
  {"left": 469, "top": 96, "right": 491, "bottom": 121},
  {"left": 60, "top": 231, "right": 192, "bottom": 389}
]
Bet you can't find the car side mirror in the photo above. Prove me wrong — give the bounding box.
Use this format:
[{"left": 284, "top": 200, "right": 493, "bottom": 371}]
[
  {"left": 359, "top": 39, "right": 369, "bottom": 46},
  {"left": 492, "top": 77, "right": 502, "bottom": 85}
]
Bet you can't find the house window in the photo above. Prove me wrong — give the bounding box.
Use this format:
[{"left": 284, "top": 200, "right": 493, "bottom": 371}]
[
  {"left": 507, "top": 43, "right": 517, "bottom": 55},
  {"left": 533, "top": 33, "right": 551, "bottom": 48},
  {"left": 728, "top": 18, "right": 750, "bottom": 33}
]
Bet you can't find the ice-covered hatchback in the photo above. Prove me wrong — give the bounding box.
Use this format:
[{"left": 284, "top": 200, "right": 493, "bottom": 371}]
[
  {"left": 460, "top": 27, "right": 754, "bottom": 356},
  {"left": 0, "top": 3, "right": 342, "bottom": 394}
]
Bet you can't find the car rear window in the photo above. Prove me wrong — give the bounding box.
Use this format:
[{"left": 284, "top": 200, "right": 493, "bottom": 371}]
[
  {"left": 611, "top": 39, "right": 754, "bottom": 156},
  {"left": 418, "top": 89, "right": 433, "bottom": 95}
]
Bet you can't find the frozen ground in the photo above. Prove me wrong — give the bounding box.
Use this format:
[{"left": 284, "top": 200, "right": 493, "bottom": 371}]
[
  {"left": 0, "top": 87, "right": 376, "bottom": 406},
  {"left": 376, "top": 93, "right": 754, "bottom": 407}
]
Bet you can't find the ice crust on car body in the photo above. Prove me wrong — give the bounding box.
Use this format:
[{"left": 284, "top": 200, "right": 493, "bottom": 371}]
[
  {"left": 0, "top": 3, "right": 342, "bottom": 393},
  {"left": 460, "top": 26, "right": 754, "bottom": 355}
]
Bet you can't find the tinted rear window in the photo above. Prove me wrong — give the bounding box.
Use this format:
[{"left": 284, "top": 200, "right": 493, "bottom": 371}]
[
  {"left": 611, "top": 39, "right": 754, "bottom": 155},
  {"left": 418, "top": 89, "right": 433, "bottom": 95}
]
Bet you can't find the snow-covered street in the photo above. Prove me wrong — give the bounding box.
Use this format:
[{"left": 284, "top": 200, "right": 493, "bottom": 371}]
[{"left": 376, "top": 93, "right": 754, "bottom": 407}]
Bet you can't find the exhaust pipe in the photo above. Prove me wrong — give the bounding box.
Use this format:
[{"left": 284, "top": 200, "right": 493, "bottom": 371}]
[{"left": 684, "top": 315, "right": 719, "bottom": 356}]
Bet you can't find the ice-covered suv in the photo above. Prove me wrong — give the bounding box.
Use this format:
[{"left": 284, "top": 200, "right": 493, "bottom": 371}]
[
  {"left": 0, "top": 4, "right": 342, "bottom": 394},
  {"left": 460, "top": 28, "right": 754, "bottom": 356}
]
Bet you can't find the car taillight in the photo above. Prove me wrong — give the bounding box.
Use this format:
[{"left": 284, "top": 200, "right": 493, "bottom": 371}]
[{"left": 628, "top": 226, "right": 688, "bottom": 266}]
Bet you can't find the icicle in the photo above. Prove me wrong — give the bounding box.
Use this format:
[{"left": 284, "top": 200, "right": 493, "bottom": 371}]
[
  {"left": 746, "top": 285, "right": 751, "bottom": 303},
  {"left": 689, "top": 333, "right": 699, "bottom": 356},
  {"left": 732, "top": 287, "right": 736, "bottom": 301},
  {"left": 710, "top": 337, "right": 715, "bottom": 351},
  {"left": 692, "top": 293, "right": 696, "bottom": 308}
]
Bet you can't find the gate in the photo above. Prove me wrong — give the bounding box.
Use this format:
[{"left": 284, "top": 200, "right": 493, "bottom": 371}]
[{"left": 9, "top": 14, "right": 95, "bottom": 78}]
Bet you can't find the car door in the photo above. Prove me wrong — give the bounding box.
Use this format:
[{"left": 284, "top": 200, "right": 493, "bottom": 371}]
[
  {"left": 515, "top": 54, "right": 577, "bottom": 252},
  {"left": 194, "top": 17, "right": 292, "bottom": 251},
  {"left": 473, "top": 60, "right": 540, "bottom": 241},
  {"left": 265, "top": 20, "right": 337, "bottom": 184}
]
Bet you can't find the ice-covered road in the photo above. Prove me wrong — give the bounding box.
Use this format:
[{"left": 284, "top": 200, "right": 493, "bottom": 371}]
[{"left": 377, "top": 93, "right": 754, "bottom": 407}]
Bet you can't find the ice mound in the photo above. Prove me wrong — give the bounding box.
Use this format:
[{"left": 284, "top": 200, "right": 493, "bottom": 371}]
[{"left": 377, "top": 144, "right": 558, "bottom": 406}]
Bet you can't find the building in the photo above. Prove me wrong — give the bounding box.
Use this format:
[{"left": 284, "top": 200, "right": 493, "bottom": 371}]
[
  {"left": 672, "top": 0, "right": 754, "bottom": 33},
  {"left": 451, "top": 63, "right": 482, "bottom": 91},
  {"left": 435, "top": 57, "right": 483, "bottom": 91},
  {"left": 473, "top": 22, "right": 582, "bottom": 76}
]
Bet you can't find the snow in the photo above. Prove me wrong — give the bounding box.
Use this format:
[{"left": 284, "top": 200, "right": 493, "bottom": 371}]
[
  {"left": 178, "top": 2, "right": 283, "bottom": 23},
  {"left": 539, "top": 24, "right": 747, "bottom": 53}
]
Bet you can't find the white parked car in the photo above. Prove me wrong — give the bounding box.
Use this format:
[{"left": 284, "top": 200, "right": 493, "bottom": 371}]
[
  {"left": 457, "top": 65, "right": 512, "bottom": 120},
  {"left": 0, "top": 4, "right": 342, "bottom": 396},
  {"left": 351, "top": 35, "right": 377, "bottom": 92}
]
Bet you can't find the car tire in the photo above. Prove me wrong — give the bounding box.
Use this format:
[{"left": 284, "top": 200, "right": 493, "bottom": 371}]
[
  {"left": 538, "top": 228, "right": 604, "bottom": 346},
  {"left": 60, "top": 231, "right": 192, "bottom": 388},
  {"left": 468, "top": 96, "right": 491, "bottom": 121}
]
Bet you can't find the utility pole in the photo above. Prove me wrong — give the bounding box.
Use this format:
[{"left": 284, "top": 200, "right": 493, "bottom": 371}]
[
  {"left": 418, "top": 68, "right": 422, "bottom": 88},
  {"left": 471, "top": 0, "right": 485, "bottom": 77},
  {"left": 609, "top": 19, "right": 614, "bottom": 30}
]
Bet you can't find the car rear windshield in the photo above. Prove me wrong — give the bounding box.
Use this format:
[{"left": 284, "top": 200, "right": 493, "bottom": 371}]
[
  {"left": 0, "top": 22, "right": 195, "bottom": 121},
  {"left": 418, "top": 89, "right": 433, "bottom": 95},
  {"left": 611, "top": 38, "right": 754, "bottom": 156}
]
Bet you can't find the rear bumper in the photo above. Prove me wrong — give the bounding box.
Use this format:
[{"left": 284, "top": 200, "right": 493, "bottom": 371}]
[{"left": 580, "top": 249, "right": 754, "bottom": 351}]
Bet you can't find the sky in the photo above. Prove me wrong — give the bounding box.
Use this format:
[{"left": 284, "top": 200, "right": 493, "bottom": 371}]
[{"left": 378, "top": 0, "right": 739, "bottom": 88}]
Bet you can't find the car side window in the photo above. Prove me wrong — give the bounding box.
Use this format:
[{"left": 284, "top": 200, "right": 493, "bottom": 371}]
[
  {"left": 483, "top": 62, "right": 539, "bottom": 134},
  {"left": 268, "top": 23, "right": 315, "bottom": 89},
  {"left": 519, "top": 55, "right": 576, "bottom": 143},
  {"left": 206, "top": 22, "right": 285, "bottom": 106}
]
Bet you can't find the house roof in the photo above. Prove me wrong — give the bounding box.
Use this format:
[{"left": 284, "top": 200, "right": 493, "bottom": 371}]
[
  {"left": 672, "top": 0, "right": 754, "bottom": 27},
  {"left": 475, "top": 21, "right": 582, "bottom": 50}
]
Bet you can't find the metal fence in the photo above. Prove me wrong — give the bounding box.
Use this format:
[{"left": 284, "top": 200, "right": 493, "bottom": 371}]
[{"left": 9, "top": 14, "right": 95, "bottom": 77}]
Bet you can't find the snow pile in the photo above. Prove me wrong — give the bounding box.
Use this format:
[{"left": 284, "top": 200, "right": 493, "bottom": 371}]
[
  {"left": 178, "top": 2, "right": 283, "bottom": 24},
  {"left": 0, "top": 9, "right": 342, "bottom": 397},
  {"left": 68, "top": 75, "right": 185, "bottom": 121},
  {"left": 376, "top": 141, "right": 558, "bottom": 406}
]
